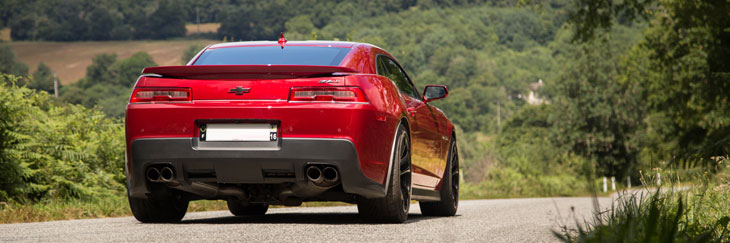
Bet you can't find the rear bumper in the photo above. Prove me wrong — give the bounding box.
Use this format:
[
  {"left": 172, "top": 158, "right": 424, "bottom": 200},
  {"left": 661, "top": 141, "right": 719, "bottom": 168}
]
[{"left": 126, "top": 137, "right": 386, "bottom": 199}]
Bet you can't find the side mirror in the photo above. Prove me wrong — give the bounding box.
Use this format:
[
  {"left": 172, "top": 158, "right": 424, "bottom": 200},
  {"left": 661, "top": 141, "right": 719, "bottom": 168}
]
[{"left": 422, "top": 85, "right": 448, "bottom": 103}]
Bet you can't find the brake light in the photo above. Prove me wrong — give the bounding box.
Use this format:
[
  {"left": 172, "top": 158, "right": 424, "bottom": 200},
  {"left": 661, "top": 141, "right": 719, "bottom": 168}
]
[
  {"left": 289, "top": 87, "right": 367, "bottom": 102},
  {"left": 129, "top": 88, "right": 191, "bottom": 103}
]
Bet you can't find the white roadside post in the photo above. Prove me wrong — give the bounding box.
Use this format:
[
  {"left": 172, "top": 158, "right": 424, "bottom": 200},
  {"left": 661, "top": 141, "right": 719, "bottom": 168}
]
[
  {"left": 626, "top": 176, "right": 631, "bottom": 189},
  {"left": 602, "top": 177, "right": 607, "bottom": 193},
  {"left": 459, "top": 169, "right": 463, "bottom": 184},
  {"left": 657, "top": 173, "right": 661, "bottom": 186},
  {"left": 611, "top": 176, "right": 616, "bottom": 191}
]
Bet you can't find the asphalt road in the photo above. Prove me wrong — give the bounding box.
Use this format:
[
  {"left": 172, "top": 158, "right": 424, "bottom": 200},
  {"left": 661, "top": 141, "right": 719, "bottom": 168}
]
[{"left": 0, "top": 197, "right": 615, "bottom": 242}]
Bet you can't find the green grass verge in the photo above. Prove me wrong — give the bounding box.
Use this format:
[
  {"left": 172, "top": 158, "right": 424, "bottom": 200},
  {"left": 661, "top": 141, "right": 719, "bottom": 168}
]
[
  {"left": 0, "top": 196, "right": 357, "bottom": 224},
  {"left": 555, "top": 179, "right": 730, "bottom": 242}
]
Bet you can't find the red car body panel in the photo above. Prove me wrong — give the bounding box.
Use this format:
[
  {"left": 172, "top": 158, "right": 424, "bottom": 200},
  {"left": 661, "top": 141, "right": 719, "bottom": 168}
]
[{"left": 125, "top": 41, "right": 454, "bottom": 200}]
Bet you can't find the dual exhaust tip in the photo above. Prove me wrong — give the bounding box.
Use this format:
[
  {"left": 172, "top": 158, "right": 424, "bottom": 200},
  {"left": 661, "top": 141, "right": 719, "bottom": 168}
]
[
  {"left": 306, "top": 165, "right": 339, "bottom": 187},
  {"left": 148, "top": 164, "right": 339, "bottom": 186},
  {"left": 146, "top": 166, "right": 175, "bottom": 182}
]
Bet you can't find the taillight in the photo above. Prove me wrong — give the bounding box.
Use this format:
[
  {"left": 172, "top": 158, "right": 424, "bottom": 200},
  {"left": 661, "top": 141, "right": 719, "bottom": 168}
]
[
  {"left": 129, "top": 88, "right": 192, "bottom": 103},
  {"left": 289, "top": 87, "right": 368, "bottom": 102}
]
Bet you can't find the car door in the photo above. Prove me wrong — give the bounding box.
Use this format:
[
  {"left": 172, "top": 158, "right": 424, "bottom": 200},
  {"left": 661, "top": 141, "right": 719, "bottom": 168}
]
[{"left": 377, "top": 56, "right": 443, "bottom": 189}]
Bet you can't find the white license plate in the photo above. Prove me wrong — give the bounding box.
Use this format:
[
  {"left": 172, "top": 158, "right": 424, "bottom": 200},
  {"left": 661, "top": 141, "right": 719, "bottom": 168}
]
[{"left": 203, "top": 123, "right": 277, "bottom": 141}]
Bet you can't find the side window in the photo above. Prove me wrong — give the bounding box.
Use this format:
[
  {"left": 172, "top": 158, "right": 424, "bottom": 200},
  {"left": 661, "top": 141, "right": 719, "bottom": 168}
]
[
  {"left": 380, "top": 56, "right": 419, "bottom": 98},
  {"left": 376, "top": 56, "right": 389, "bottom": 77}
]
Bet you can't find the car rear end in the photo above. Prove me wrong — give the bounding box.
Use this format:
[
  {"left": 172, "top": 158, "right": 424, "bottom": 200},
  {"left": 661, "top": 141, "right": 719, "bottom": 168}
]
[{"left": 125, "top": 43, "right": 396, "bottom": 208}]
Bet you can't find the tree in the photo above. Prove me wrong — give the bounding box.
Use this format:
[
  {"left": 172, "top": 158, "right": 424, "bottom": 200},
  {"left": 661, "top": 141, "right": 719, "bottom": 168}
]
[
  {"left": 110, "top": 52, "right": 156, "bottom": 87},
  {"left": 62, "top": 52, "right": 157, "bottom": 118},
  {"left": 640, "top": 1, "right": 730, "bottom": 159},
  {"left": 285, "top": 15, "right": 317, "bottom": 40},
  {"left": 133, "top": 0, "right": 186, "bottom": 40},
  {"left": 79, "top": 53, "right": 117, "bottom": 89},
  {"left": 566, "top": 0, "right": 652, "bottom": 42},
  {"left": 29, "top": 62, "right": 55, "bottom": 93},
  {"left": 569, "top": 0, "right": 730, "bottom": 161},
  {"left": 0, "top": 45, "right": 28, "bottom": 77},
  {"left": 547, "top": 30, "right": 646, "bottom": 178},
  {"left": 181, "top": 44, "right": 205, "bottom": 65}
]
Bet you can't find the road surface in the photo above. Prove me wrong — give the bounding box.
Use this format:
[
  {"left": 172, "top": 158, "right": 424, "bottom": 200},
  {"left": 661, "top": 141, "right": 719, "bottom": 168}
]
[{"left": 0, "top": 197, "right": 615, "bottom": 242}]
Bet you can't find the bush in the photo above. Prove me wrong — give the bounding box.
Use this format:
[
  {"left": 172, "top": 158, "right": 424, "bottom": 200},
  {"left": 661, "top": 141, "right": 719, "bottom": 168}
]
[{"left": 0, "top": 74, "right": 125, "bottom": 202}]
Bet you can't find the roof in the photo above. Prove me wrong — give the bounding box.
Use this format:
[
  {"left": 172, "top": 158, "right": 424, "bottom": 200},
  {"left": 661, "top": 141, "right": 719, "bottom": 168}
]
[
  {"left": 529, "top": 79, "right": 544, "bottom": 91},
  {"left": 207, "top": 41, "right": 360, "bottom": 49}
]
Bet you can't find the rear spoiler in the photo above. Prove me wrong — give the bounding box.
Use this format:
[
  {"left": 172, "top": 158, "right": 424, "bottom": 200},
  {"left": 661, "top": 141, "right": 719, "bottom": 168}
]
[{"left": 142, "top": 65, "right": 359, "bottom": 79}]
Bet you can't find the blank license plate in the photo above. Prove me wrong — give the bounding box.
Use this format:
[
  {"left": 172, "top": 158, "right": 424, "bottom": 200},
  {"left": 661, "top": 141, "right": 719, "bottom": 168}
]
[{"left": 202, "top": 123, "right": 277, "bottom": 141}]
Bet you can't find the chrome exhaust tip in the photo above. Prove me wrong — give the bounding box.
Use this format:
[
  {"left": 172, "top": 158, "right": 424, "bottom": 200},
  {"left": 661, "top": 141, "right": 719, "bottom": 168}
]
[
  {"left": 146, "top": 167, "right": 161, "bottom": 182},
  {"left": 322, "top": 166, "right": 339, "bottom": 183},
  {"left": 306, "top": 166, "right": 323, "bottom": 184},
  {"left": 160, "top": 166, "right": 175, "bottom": 182}
]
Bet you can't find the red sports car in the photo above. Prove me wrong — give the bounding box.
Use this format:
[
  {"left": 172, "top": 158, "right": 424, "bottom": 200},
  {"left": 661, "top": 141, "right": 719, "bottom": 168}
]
[{"left": 125, "top": 37, "right": 459, "bottom": 223}]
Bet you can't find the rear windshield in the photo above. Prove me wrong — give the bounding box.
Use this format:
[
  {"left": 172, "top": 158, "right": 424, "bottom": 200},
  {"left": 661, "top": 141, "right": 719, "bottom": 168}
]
[{"left": 193, "top": 46, "right": 351, "bottom": 66}]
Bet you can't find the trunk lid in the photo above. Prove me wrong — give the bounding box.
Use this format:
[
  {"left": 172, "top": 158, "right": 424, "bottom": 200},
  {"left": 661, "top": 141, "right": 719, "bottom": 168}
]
[{"left": 138, "top": 65, "right": 356, "bottom": 101}]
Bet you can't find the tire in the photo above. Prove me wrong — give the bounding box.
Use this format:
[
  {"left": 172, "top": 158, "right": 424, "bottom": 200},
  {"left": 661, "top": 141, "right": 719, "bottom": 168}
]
[
  {"left": 357, "top": 124, "right": 412, "bottom": 223},
  {"left": 227, "top": 200, "right": 269, "bottom": 216},
  {"left": 419, "top": 137, "right": 459, "bottom": 216},
  {"left": 128, "top": 194, "right": 189, "bottom": 223}
]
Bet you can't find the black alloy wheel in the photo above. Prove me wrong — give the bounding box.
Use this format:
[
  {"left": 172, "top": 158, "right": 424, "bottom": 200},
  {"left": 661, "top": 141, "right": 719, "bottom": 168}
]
[
  {"left": 398, "top": 130, "right": 412, "bottom": 214},
  {"left": 419, "top": 137, "right": 459, "bottom": 216},
  {"left": 450, "top": 143, "right": 459, "bottom": 208},
  {"left": 357, "top": 124, "right": 411, "bottom": 223}
]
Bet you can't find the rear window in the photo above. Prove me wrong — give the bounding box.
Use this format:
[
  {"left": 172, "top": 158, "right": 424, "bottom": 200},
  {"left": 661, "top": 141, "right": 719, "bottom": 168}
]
[{"left": 193, "top": 46, "right": 351, "bottom": 66}]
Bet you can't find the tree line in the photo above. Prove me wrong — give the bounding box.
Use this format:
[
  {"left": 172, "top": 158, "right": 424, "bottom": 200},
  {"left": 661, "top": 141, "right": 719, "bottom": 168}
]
[{"left": 1, "top": 0, "right": 545, "bottom": 41}]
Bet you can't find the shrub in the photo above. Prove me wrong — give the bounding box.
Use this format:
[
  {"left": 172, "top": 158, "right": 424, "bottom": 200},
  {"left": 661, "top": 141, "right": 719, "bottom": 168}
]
[{"left": 0, "top": 74, "right": 125, "bottom": 202}]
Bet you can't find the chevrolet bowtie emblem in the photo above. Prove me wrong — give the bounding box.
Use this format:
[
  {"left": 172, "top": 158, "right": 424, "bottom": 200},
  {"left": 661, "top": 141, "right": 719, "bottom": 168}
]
[{"left": 228, "top": 86, "right": 251, "bottom": 95}]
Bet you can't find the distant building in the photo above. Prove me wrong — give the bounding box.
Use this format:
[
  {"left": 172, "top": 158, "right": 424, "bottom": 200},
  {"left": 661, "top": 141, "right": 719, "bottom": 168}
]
[{"left": 526, "top": 79, "right": 548, "bottom": 105}]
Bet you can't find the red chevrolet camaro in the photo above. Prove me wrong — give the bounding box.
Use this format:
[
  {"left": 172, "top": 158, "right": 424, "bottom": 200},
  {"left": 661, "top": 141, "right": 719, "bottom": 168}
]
[{"left": 125, "top": 37, "right": 459, "bottom": 223}]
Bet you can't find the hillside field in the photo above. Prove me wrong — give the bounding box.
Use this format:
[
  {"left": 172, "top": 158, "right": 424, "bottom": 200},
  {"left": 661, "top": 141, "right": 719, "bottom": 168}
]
[{"left": 8, "top": 39, "right": 217, "bottom": 84}]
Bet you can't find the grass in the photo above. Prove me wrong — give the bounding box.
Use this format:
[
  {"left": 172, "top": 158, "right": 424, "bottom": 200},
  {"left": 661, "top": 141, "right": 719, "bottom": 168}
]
[
  {"left": 554, "top": 173, "right": 730, "bottom": 242},
  {"left": 0, "top": 195, "right": 355, "bottom": 224}
]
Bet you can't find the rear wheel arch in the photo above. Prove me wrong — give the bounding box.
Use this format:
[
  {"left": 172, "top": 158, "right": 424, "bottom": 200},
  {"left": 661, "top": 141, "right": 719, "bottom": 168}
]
[
  {"left": 385, "top": 117, "right": 410, "bottom": 191},
  {"left": 358, "top": 119, "right": 412, "bottom": 223}
]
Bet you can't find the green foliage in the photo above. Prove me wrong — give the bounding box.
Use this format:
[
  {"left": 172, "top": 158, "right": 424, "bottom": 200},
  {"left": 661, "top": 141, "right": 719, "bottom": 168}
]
[
  {"left": 112, "top": 52, "right": 156, "bottom": 87},
  {"left": 62, "top": 52, "right": 157, "bottom": 117},
  {"left": 0, "top": 74, "right": 125, "bottom": 202},
  {"left": 566, "top": 0, "right": 652, "bottom": 42},
  {"left": 556, "top": 182, "right": 730, "bottom": 242},
  {"left": 546, "top": 29, "right": 645, "bottom": 179},
  {"left": 131, "top": 0, "right": 187, "bottom": 40},
  {"left": 5, "top": 0, "right": 187, "bottom": 41},
  {"left": 568, "top": 0, "right": 730, "bottom": 165},
  {"left": 0, "top": 45, "right": 28, "bottom": 78},
  {"left": 638, "top": 1, "right": 730, "bottom": 160},
  {"left": 285, "top": 15, "right": 317, "bottom": 40},
  {"left": 29, "top": 62, "right": 56, "bottom": 94},
  {"left": 216, "top": 0, "right": 424, "bottom": 41},
  {"left": 181, "top": 44, "right": 205, "bottom": 65}
]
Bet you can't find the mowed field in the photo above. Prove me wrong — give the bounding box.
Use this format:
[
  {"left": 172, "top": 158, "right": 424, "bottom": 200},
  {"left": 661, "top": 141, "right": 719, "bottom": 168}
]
[
  {"left": 9, "top": 40, "right": 218, "bottom": 84},
  {"left": 185, "top": 23, "right": 221, "bottom": 35}
]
